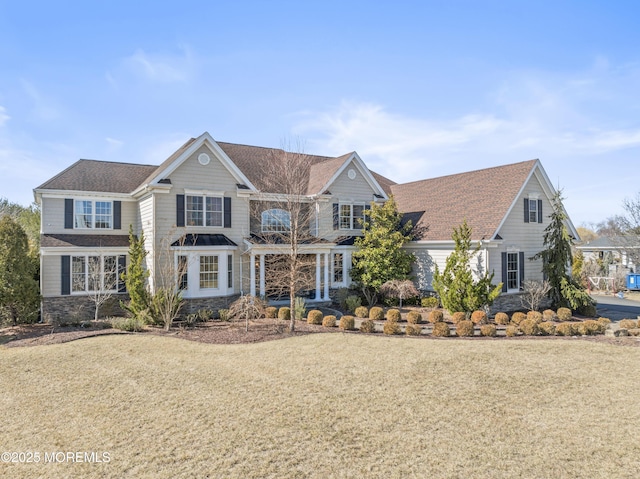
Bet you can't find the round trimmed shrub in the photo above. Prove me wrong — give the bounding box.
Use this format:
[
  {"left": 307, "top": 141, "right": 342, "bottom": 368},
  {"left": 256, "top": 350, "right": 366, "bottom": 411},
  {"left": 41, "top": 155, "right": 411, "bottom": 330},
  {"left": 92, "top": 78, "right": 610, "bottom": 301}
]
[
  {"left": 555, "top": 322, "right": 575, "bottom": 336},
  {"left": 431, "top": 322, "right": 450, "bottom": 337},
  {"left": 428, "top": 310, "right": 444, "bottom": 323},
  {"left": 578, "top": 319, "right": 601, "bottom": 336},
  {"left": 505, "top": 325, "right": 519, "bottom": 337},
  {"left": 511, "top": 312, "right": 526, "bottom": 325},
  {"left": 519, "top": 319, "right": 539, "bottom": 336},
  {"left": 386, "top": 309, "right": 401, "bottom": 322},
  {"left": 480, "top": 324, "right": 497, "bottom": 337},
  {"left": 421, "top": 297, "right": 439, "bottom": 308},
  {"left": 339, "top": 315, "right": 355, "bottom": 331},
  {"left": 543, "top": 309, "right": 557, "bottom": 322},
  {"left": 456, "top": 320, "right": 474, "bottom": 337},
  {"left": 597, "top": 317, "right": 611, "bottom": 332},
  {"left": 557, "top": 307, "right": 572, "bottom": 321},
  {"left": 578, "top": 304, "right": 597, "bottom": 318},
  {"left": 322, "top": 315, "right": 337, "bottom": 328},
  {"left": 265, "top": 306, "right": 278, "bottom": 319},
  {"left": 527, "top": 311, "right": 543, "bottom": 324},
  {"left": 359, "top": 319, "right": 376, "bottom": 333},
  {"left": 629, "top": 328, "right": 640, "bottom": 337},
  {"left": 278, "top": 307, "right": 291, "bottom": 321},
  {"left": 406, "top": 311, "right": 422, "bottom": 324},
  {"left": 405, "top": 323, "right": 422, "bottom": 336},
  {"left": 620, "top": 319, "right": 638, "bottom": 330},
  {"left": 494, "top": 312, "right": 510, "bottom": 325},
  {"left": 354, "top": 306, "right": 369, "bottom": 318},
  {"left": 369, "top": 307, "right": 384, "bottom": 320},
  {"left": 451, "top": 312, "right": 466, "bottom": 324},
  {"left": 471, "top": 310, "right": 487, "bottom": 324},
  {"left": 383, "top": 321, "right": 401, "bottom": 335},
  {"left": 539, "top": 321, "right": 556, "bottom": 336},
  {"left": 307, "top": 309, "right": 323, "bottom": 325}
]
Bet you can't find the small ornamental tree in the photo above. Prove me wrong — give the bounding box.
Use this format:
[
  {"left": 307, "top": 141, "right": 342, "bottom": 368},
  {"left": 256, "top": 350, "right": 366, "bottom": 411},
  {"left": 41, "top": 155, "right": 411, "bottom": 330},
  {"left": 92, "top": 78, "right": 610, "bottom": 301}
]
[
  {"left": 432, "top": 220, "right": 502, "bottom": 315},
  {"left": 380, "top": 279, "right": 419, "bottom": 308},
  {"left": 350, "top": 196, "right": 415, "bottom": 306},
  {"left": 531, "top": 191, "right": 593, "bottom": 310},
  {"left": 121, "top": 225, "right": 150, "bottom": 319}
]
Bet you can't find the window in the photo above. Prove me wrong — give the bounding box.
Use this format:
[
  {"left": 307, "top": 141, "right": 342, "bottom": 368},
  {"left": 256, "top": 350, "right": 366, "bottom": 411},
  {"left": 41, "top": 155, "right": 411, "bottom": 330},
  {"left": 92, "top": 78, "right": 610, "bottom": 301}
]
[
  {"left": 339, "top": 203, "right": 365, "bottom": 230},
  {"left": 74, "top": 200, "right": 113, "bottom": 229},
  {"left": 71, "top": 255, "right": 118, "bottom": 292},
  {"left": 186, "top": 195, "right": 223, "bottom": 227},
  {"left": 333, "top": 253, "right": 343, "bottom": 283},
  {"left": 507, "top": 253, "right": 519, "bottom": 290},
  {"left": 178, "top": 255, "right": 188, "bottom": 290},
  {"left": 528, "top": 200, "right": 538, "bottom": 223},
  {"left": 199, "top": 255, "right": 218, "bottom": 289},
  {"left": 261, "top": 209, "right": 291, "bottom": 232},
  {"left": 227, "top": 254, "right": 233, "bottom": 288}
]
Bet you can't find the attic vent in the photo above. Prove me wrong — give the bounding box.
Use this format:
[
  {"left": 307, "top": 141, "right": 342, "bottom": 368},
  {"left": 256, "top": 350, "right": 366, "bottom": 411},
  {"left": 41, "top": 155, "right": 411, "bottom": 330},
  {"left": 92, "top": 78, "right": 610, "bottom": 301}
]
[
  {"left": 158, "top": 178, "right": 172, "bottom": 184},
  {"left": 198, "top": 153, "right": 211, "bottom": 165}
]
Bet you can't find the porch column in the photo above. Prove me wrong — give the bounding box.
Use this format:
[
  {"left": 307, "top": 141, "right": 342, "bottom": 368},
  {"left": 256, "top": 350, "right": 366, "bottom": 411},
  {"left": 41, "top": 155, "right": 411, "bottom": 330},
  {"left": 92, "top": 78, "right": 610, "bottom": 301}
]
[
  {"left": 250, "top": 253, "right": 256, "bottom": 297},
  {"left": 323, "top": 253, "right": 330, "bottom": 300},
  {"left": 315, "top": 253, "right": 321, "bottom": 300},
  {"left": 259, "top": 254, "right": 265, "bottom": 298}
]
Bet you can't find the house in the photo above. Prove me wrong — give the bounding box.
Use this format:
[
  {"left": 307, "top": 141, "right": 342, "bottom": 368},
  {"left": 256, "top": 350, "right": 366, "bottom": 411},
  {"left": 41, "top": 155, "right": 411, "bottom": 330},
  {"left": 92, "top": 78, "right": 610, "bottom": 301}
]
[
  {"left": 576, "top": 236, "right": 640, "bottom": 275},
  {"left": 34, "top": 132, "right": 577, "bottom": 321}
]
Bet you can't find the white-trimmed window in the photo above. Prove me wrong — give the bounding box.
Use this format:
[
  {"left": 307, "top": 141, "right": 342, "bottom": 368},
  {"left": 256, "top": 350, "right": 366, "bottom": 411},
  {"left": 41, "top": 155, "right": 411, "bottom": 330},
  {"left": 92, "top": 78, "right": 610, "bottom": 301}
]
[
  {"left": 75, "top": 200, "right": 112, "bottom": 229},
  {"left": 186, "top": 195, "right": 223, "bottom": 227},
  {"left": 177, "top": 255, "right": 188, "bottom": 291},
  {"left": 199, "top": 255, "right": 219, "bottom": 289},
  {"left": 333, "top": 253, "right": 344, "bottom": 283},
  {"left": 528, "top": 200, "right": 538, "bottom": 223},
  {"left": 507, "top": 252, "right": 520, "bottom": 291},
  {"left": 71, "top": 255, "right": 118, "bottom": 292},
  {"left": 339, "top": 203, "right": 365, "bottom": 230},
  {"left": 227, "top": 254, "right": 233, "bottom": 288},
  {"left": 261, "top": 208, "right": 291, "bottom": 232}
]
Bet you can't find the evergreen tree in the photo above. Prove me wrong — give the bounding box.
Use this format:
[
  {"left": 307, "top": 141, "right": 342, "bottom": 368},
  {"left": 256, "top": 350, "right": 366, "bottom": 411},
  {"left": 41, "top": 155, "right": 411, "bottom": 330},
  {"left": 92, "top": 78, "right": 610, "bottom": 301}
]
[
  {"left": 121, "top": 225, "right": 150, "bottom": 318},
  {"left": 0, "top": 216, "right": 40, "bottom": 324},
  {"left": 432, "top": 220, "right": 502, "bottom": 314},
  {"left": 350, "top": 196, "right": 415, "bottom": 306}
]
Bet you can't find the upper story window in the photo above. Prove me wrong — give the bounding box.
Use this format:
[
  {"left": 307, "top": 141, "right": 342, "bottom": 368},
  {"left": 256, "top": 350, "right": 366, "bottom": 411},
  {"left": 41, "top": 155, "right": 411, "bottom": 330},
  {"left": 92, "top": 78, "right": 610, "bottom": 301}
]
[
  {"left": 528, "top": 200, "right": 538, "bottom": 223},
  {"left": 186, "top": 195, "right": 223, "bottom": 227},
  {"left": 261, "top": 209, "right": 291, "bottom": 233},
  {"left": 339, "top": 203, "right": 365, "bottom": 230},
  {"left": 75, "top": 200, "right": 112, "bottom": 229},
  {"left": 524, "top": 197, "right": 542, "bottom": 224}
]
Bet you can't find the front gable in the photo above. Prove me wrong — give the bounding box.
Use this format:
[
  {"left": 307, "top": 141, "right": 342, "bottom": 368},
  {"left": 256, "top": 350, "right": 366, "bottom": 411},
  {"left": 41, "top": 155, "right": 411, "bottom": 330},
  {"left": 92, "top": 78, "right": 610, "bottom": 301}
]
[{"left": 321, "top": 153, "right": 388, "bottom": 202}]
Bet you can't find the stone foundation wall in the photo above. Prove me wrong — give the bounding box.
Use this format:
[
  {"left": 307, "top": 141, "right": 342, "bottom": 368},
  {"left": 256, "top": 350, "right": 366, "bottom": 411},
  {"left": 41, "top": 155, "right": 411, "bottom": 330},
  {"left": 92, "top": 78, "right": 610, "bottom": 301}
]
[
  {"left": 42, "top": 294, "right": 129, "bottom": 324},
  {"left": 180, "top": 295, "right": 240, "bottom": 316},
  {"left": 490, "top": 293, "right": 552, "bottom": 314}
]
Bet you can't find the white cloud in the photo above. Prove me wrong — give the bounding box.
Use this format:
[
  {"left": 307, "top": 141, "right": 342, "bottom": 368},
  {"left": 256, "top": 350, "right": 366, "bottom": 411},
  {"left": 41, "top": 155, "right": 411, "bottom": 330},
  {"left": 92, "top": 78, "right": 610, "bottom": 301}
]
[
  {"left": 119, "top": 45, "right": 195, "bottom": 84},
  {"left": 0, "top": 106, "right": 9, "bottom": 126},
  {"left": 106, "top": 137, "right": 124, "bottom": 149}
]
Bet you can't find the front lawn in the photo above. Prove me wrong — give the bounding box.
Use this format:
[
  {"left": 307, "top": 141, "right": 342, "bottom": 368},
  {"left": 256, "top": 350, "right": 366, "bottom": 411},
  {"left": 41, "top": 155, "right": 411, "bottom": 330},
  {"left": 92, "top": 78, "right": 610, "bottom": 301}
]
[{"left": 1, "top": 334, "right": 639, "bottom": 478}]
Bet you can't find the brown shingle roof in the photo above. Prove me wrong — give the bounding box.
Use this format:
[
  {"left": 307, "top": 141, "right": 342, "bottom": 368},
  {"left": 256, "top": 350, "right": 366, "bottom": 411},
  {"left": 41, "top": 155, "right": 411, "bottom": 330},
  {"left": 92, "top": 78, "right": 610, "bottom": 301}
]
[
  {"left": 391, "top": 160, "right": 538, "bottom": 241},
  {"left": 41, "top": 234, "right": 131, "bottom": 248}
]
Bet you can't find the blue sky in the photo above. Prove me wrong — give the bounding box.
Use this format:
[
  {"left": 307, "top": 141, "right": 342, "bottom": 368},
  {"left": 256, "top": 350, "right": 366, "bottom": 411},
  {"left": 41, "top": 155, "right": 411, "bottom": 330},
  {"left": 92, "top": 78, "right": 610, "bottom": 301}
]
[{"left": 1, "top": 1, "right": 639, "bottom": 227}]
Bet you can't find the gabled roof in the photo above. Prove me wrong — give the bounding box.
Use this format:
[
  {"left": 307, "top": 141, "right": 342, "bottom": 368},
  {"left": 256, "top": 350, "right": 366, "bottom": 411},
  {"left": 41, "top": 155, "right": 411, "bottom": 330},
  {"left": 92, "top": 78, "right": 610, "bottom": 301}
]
[
  {"left": 576, "top": 235, "right": 640, "bottom": 250},
  {"left": 391, "top": 160, "right": 541, "bottom": 241}
]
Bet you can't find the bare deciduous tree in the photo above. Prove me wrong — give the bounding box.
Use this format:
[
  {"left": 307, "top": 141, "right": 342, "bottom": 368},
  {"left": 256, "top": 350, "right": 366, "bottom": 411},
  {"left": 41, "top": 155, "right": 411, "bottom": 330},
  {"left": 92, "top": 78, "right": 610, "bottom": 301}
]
[
  {"left": 87, "top": 254, "right": 119, "bottom": 321},
  {"left": 520, "top": 280, "right": 551, "bottom": 312},
  {"left": 229, "top": 294, "right": 266, "bottom": 332},
  {"left": 150, "top": 233, "right": 188, "bottom": 331},
  {"left": 379, "top": 279, "right": 419, "bottom": 308}
]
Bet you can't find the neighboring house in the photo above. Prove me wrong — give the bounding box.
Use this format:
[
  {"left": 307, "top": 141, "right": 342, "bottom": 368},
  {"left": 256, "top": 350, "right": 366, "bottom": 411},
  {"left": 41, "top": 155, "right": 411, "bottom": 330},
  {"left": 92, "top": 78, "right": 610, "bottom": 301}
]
[
  {"left": 34, "top": 132, "right": 577, "bottom": 321},
  {"left": 576, "top": 236, "right": 640, "bottom": 275}
]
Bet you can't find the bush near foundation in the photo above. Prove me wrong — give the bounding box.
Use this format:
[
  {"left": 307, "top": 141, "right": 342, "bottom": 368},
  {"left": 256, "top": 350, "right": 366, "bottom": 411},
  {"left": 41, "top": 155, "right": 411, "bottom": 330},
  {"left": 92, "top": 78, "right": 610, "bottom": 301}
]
[
  {"left": 451, "top": 312, "right": 466, "bottom": 324},
  {"left": 265, "top": 306, "right": 278, "bottom": 319},
  {"left": 511, "top": 312, "right": 526, "bottom": 325},
  {"left": 505, "top": 325, "right": 519, "bottom": 337},
  {"left": 432, "top": 322, "right": 450, "bottom": 337},
  {"left": 597, "top": 317, "right": 611, "bottom": 331},
  {"left": 383, "top": 321, "right": 401, "bottom": 335},
  {"left": 421, "top": 297, "right": 439, "bottom": 308},
  {"left": 278, "top": 307, "right": 291, "bottom": 321},
  {"left": 494, "top": 312, "right": 510, "bottom": 325},
  {"left": 386, "top": 309, "right": 401, "bottom": 322},
  {"left": 406, "top": 311, "right": 422, "bottom": 324},
  {"left": 557, "top": 307, "right": 572, "bottom": 321},
  {"left": 322, "top": 315, "right": 337, "bottom": 328},
  {"left": 619, "top": 319, "right": 638, "bottom": 330},
  {"left": 519, "top": 319, "right": 540, "bottom": 336},
  {"left": 369, "top": 307, "right": 385, "bottom": 320},
  {"left": 527, "top": 311, "right": 543, "bottom": 323},
  {"left": 428, "top": 310, "right": 444, "bottom": 323},
  {"left": 555, "top": 322, "right": 575, "bottom": 336},
  {"left": 543, "top": 309, "right": 557, "bottom": 322},
  {"left": 307, "top": 310, "right": 323, "bottom": 325},
  {"left": 471, "top": 310, "right": 487, "bottom": 324},
  {"left": 405, "top": 324, "right": 422, "bottom": 336},
  {"left": 456, "top": 320, "right": 475, "bottom": 337},
  {"left": 480, "top": 324, "right": 497, "bottom": 337},
  {"left": 359, "top": 319, "right": 376, "bottom": 333},
  {"left": 539, "top": 321, "right": 556, "bottom": 336},
  {"left": 339, "top": 315, "right": 355, "bottom": 331},
  {"left": 354, "top": 306, "right": 369, "bottom": 318}
]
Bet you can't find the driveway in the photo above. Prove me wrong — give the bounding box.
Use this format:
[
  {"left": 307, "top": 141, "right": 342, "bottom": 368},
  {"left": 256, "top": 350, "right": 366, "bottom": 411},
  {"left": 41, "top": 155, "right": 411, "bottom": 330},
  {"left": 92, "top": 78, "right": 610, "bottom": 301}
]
[{"left": 592, "top": 293, "right": 640, "bottom": 322}]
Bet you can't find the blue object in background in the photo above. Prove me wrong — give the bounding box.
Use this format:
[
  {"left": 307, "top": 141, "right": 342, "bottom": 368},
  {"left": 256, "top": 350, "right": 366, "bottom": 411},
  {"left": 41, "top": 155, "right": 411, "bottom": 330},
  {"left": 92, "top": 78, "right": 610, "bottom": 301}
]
[{"left": 626, "top": 274, "right": 640, "bottom": 291}]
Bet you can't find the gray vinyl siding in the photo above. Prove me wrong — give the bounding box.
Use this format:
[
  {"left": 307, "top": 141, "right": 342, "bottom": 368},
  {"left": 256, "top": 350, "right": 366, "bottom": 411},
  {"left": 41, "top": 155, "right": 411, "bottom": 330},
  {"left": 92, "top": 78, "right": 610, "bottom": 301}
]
[
  {"left": 41, "top": 196, "right": 136, "bottom": 234},
  {"left": 41, "top": 254, "right": 62, "bottom": 296}
]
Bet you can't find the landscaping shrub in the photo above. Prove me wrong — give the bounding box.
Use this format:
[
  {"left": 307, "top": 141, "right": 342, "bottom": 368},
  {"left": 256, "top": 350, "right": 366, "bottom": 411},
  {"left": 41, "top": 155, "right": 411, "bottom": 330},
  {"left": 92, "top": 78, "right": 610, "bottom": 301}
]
[
  {"left": 511, "top": 312, "right": 526, "bottom": 325},
  {"left": 470, "top": 310, "right": 487, "bottom": 324},
  {"left": 480, "top": 324, "right": 497, "bottom": 337},
  {"left": 359, "top": 319, "right": 376, "bottom": 333},
  {"left": 539, "top": 321, "right": 556, "bottom": 336},
  {"left": 519, "top": 319, "right": 540, "bottom": 336},
  {"left": 383, "top": 321, "right": 401, "bottom": 335},
  {"left": 335, "top": 287, "right": 351, "bottom": 310},
  {"left": 354, "top": 306, "right": 369, "bottom": 318},
  {"left": 456, "top": 320, "right": 474, "bottom": 337},
  {"left": 339, "top": 315, "right": 355, "bottom": 331},
  {"left": 431, "top": 322, "right": 450, "bottom": 337},
  {"left": 526, "top": 311, "right": 543, "bottom": 324},
  {"left": 322, "top": 315, "right": 337, "bottom": 328},
  {"left": 451, "top": 312, "right": 466, "bottom": 324},
  {"left": 386, "top": 309, "right": 401, "bottom": 322},
  {"left": 628, "top": 328, "right": 640, "bottom": 337},
  {"left": 543, "top": 309, "right": 557, "bottom": 322},
  {"left": 307, "top": 309, "right": 323, "bottom": 325},
  {"left": 428, "top": 310, "right": 445, "bottom": 323},
  {"left": 405, "top": 323, "right": 422, "bottom": 336},
  {"left": 421, "top": 297, "right": 439, "bottom": 308},
  {"left": 620, "top": 319, "right": 638, "bottom": 330},
  {"left": 218, "top": 309, "right": 230, "bottom": 322},
  {"left": 494, "top": 312, "right": 509, "bottom": 325},
  {"left": 555, "top": 322, "right": 575, "bottom": 336},
  {"left": 505, "top": 325, "right": 519, "bottom": 337},
  {"left": 345, "top": 295, "right": 362, "bottom": 313},
  {"left": 265, "top": 306, "right": 278, "bottom": 319},
  {"left": 294, "top": 297, "right": 306, "bottom": 321},
  {"left": 369, "top": 307, "right": 385, "bottom": 320},
  {"left": 578, "top": 304, "right": 597, "bottom": 317},
  {"left": 406, "top": 311, "right": 422, "bottom": 324},
  {"left": 597, "top": 317, "right": 611, "bottom": 332},
  {"left": 197, "top": 308, "right": 214, "bottom": 321},
  {"left": 557, "top": 307, "right": 572, "bottom": 321},
  {"left": 577, "top": 319, "right": 602, "bottom": 336},
  {"left": 110, "top": 316, "right": 145, "bottom": 332},
  {"left": 278, "top": 307, "right": 291, "bottom": 321}
]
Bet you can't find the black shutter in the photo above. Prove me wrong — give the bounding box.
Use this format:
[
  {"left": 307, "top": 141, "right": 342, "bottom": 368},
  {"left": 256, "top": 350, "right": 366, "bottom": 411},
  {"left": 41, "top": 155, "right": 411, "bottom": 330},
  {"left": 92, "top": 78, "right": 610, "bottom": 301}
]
[
  {"left": 61, "top": 256, "right": 71, "bottom": 295},
  {"left": 64, "top": 199, "right": 74, "bottom": 229},
  {"left": 176, "top": 195, "right": 185, "bottom": 227},
  {"left": 537, "top": 199, "right": 543, "bottom": 223},
  {"left": 523, "top": 198, "right": 530, "bottom": 223},
  {"left": 333, "top": 203, "right": 339, "bottom": 230},
  {"left": 113, "top": 201, "right": 122, "bottom": 230},
  {"left": 519, "top": 252, "right": 525, "bottom": 288},
  {"left": 224, "top": 197, "right": 232, "bottom": 228},
  {"left": 118, "top": 255, "right": 127, "bottom": 293},
  {"left": 501, "top": 252, "right": 507, "bottom": 292}
]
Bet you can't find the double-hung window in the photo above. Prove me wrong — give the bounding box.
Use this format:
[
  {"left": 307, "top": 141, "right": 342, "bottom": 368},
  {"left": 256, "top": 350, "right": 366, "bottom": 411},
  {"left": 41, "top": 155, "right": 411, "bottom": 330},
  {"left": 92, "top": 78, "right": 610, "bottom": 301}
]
[
  {"left": 261, "top": 209, "right": 291, "bottom": 233},
  {"left": 186, "top": 195, "right": 223, "bottom": 227},
  {"left": 75, "top": 200, "right": 112, "bottom": 229},
  {"left": 507, "top": 252, "right": 520, "bottom": 291},
  {"left": 333, "top": 253, "right": 344, "bottom": 283},
  {"left": 528, "top": 200, "right": 538, "bottom": 223},
  {"left": 339, "top": 203, "right": 365, "bottom": 230},
  {"left": 71, "top": 255, "right": 118, "bottom": 292},
  {"left": 199, "top": 255, "right": 219, "bottom": 289}
]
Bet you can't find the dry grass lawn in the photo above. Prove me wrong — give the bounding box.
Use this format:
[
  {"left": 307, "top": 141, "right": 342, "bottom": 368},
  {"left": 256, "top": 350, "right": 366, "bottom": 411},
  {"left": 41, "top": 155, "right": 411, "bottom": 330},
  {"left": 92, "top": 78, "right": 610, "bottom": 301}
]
[{"left": 1, "top": 334, "right": 640, "bottom": 478}]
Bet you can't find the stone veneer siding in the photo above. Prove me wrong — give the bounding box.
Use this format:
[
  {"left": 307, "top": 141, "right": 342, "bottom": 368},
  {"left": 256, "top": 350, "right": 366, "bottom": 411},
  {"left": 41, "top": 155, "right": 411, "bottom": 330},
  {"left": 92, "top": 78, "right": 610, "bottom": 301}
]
[
  {"left": 490, "top": 292, "right": 552, "bottom": 314},
  {"left": 180, "top": 295, "right": 240, "bottom": 316},
  {"left": 42, "top": 294, "right": 129, "bottom": 324}
]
